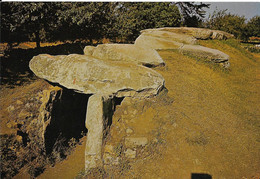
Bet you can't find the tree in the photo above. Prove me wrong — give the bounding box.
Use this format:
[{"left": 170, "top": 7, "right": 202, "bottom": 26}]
[
  {"left": 114, "top": 2, "right": 181, "bottom": 41},
  {"left": 205, "top": 9, "right": 246, "bottom": 39},
  {"left": 54, "top": 2, "right": 118, "bottom": 43},
  {"left": 243, "top": 16, "right": 260, "bottom": 41},
  {"left": 1, "top": 2, "right": 29, "bottom": 48},
  {"left": 1, "top": 2, "right": 59, "bottom": 48},
  {"left": 175, "top": 2, "right": 210, "bottom": 27}
]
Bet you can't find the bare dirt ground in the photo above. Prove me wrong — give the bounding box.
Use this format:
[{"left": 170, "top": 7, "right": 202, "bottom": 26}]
[{"left": 1, "top": 39, "right": 259, "bottom": 178}]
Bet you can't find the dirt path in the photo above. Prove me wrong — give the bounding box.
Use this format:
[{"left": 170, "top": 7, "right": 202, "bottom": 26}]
[{"left": 36, "top": 136, "right": 86, "bottom": 179}]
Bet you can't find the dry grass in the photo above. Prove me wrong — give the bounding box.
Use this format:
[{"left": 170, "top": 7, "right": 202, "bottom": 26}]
[
  {"left": 102, "top": 39, "right": 260, "bottom": 178},
  {"left": 0, "top": 79, "right": 51, "bottom": 178},
  {"left": 3, "top": 39, "right": 259, "bottom": 178}
]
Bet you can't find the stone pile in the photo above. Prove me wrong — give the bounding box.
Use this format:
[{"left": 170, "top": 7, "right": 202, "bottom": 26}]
[{"left": 29, "top": 27, "right": 233, "bottom": 172}]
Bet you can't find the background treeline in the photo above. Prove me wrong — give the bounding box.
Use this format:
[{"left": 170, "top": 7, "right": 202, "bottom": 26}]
[{"left": 1, "top": 2, "right": 260, "bottom": 48}]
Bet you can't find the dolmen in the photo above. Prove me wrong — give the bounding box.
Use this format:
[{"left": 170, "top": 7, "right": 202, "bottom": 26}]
[
  {"left": 135, "top": 27, "right": 233, "bottom": 68},
  {"left": 29, "top": 27, "right": 234, "bottom": 172},
  {"left": 30, "top": 52, "right": 165, "bottom": 172}
]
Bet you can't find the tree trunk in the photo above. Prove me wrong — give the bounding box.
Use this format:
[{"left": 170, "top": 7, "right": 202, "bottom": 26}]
[
  {"left": 89, "top": 38, "right": 93, "bottom": 45},
  {"left": 35, "top": 31, "right": 41, "bottom": 48}
]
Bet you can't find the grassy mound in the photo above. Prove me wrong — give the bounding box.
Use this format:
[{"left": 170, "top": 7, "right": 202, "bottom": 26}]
[
  {"left": 1, "top": 39, "right": 259, "bottom": 178},
  {"left": 93, "top": 39, "right": 260, "bottom": 178}
]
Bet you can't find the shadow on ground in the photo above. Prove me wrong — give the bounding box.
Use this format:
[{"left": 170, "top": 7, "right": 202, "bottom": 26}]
[{"left": 0, "top": 42, "right": 90, "bottom": 87}]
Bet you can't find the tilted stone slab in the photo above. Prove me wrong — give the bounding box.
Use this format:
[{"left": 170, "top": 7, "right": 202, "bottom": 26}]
[
  {"left": 136, "top": 29, "right": 197, "bottom": 47},
  {"left": 140, "top": 27, "right": 234, "bottom": 40},
  {"left": 84, "top": 44, "right": 165, "bottom": 67},
  {"left": 29, "top": 54, "right": 165, "bottom": 98},
  {"left": 135, "top": 27, "right": 231, "bottom": 66},
  {"left": 180, "top": 44, "right": 230, "bottom": 63},
  {"left": 134, "top": 33, "right": 183, "bottom": 50}
]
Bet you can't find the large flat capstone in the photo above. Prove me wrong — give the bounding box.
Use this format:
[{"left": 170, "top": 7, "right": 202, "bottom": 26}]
[
  {"left": 84, "top": 44, "right": 165, "bottom": 67},
  {"left": 29, "top": 54, "right": 164, "bottom": 98}
]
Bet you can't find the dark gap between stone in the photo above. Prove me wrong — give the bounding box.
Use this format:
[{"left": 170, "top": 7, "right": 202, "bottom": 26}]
[
  {"left": 191, "top": 173, "right": 212, "bottom": 179},
  {"left": 44, "top": 88, "right": 90, "bottom": 155}
]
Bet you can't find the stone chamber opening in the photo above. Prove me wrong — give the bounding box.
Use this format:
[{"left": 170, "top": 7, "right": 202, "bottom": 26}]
[
  {"left": 44, "top": 86, "right": 125, "bottom": 159},
  {"left": 44, "top": 88, "right": 90, "bottom": 156}
]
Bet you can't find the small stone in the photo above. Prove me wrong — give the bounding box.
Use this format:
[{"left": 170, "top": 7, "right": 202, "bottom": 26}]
[
  {"left": 16, "top": 100, "right": 23, "bottom": 105},
  {"left": 113, "top": 157, "right": 119, "bottom": 165},
  {"left": 103, "top": 153, "right": 113, "bottom": 165},
  {"left": 125, "top": 149, "right": 136, "bottom": 159},
  {"left": 125, "top": 137, "right": 148, "bottom": 148},
  {"left": 16, "top": 135, "right": 23, "bottom": 142},
  {"left": 6, "top": 123, "right": 12, "bottom": 129},
  {"left": 7, "top": 105, "right": 15, "bottom": 112},
  {"left": 6, "top": 121, "right": 17, "bottom": 129},
  {"left": 25, "top": 103, "right": 31, "bottom": 108},
  {"left": 126, "top": 128, "right": 133, "bottom": 134},
  {"left": 153, "top": 138, "right": 159, "bottom": 143},
  {"left": 18, "top": 110, "right": 31, "bottom": 119},
  {"left": 104, "top": 145, "right": 114, "bottom": 154},
  {"left": 103, "top": 153, "right": 119, "bottom": 165}
]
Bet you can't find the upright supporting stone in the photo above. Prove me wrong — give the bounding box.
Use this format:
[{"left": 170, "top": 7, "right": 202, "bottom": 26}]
[{"left": 85, "top": 94, "right": 104, "bottom": 171}]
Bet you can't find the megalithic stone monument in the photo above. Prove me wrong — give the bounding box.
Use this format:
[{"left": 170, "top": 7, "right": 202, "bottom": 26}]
[
  {"left": 29, "top": 27, "right": 233, "bottom": 173},
  {"left": 29, "top": 54, "right": 165, "bottom": 172}
]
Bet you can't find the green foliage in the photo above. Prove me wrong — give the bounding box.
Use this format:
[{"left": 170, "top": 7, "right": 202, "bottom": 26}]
[
  {"left": 115, "top": 2, "right": 181, "bottom": 41},
  {"left": 204, "top": 10, "right": 259, "bottom": 41},
  {"left": 53, "top": 2, "right": 117, "bottom": 42},
  {"left": 242, "top": 16, "right": 260, "bottom": 41},
  {"left": 205, "top": 9, "right": 246, "bottom": 39},
  {"left": 176, "top": 2, "right": 210, "bottom": 27},
  {"left": 2, "top": 2, "right": 60, "bottom": 47},
  {"left": 1, "top": 2, "right": 212, "bottom": 45}
]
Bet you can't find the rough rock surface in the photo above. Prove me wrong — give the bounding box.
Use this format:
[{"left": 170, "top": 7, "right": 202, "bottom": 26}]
[
  {"left": 85, "top": 44, "right": 165, "bottom": 67},
  {"left": 124, "top": 149, "right": 136, "bottom": 159},
  {"left": 125, "top": 137, "right": 148, "bottom": 148},
  {"left": 29, "top": 27, "right": 233, "bottom": 174},
  {"left": 29, "top": 54, "right": 165, "bottom": 98},
  {"left": 180, "top": 44, "right": 230, "bottom": 63},
  {"left": 134, "top": 34, "right": 183, "bottom": 50},
  {"left": 83, "top": 46, "right": 95, "bottom": 56},
  {"left": 140, "top": 27, "right": 234, "bottom": 41},
  {"left": 39, "top": 85, "right": 62, "bottom": 142},
  {"left": 135, "top": 27, "right": 232, "bottom": 66},
  {"left": 135, "top": 30, "right": 195, "bottom": 50},
  {"left": 85, "top": 95, "right": 104, "bottom": 170},
  {"left": 29, "top": 53, "right": 165, "bottom": 172}
]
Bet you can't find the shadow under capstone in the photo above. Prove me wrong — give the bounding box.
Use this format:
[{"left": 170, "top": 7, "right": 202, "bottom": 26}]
[
  {"left": 44, "top": 85, "right": 124, "bottom": 158},
  {"left": 44, "top": 88, "right": 90, "bottom": 155}
]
